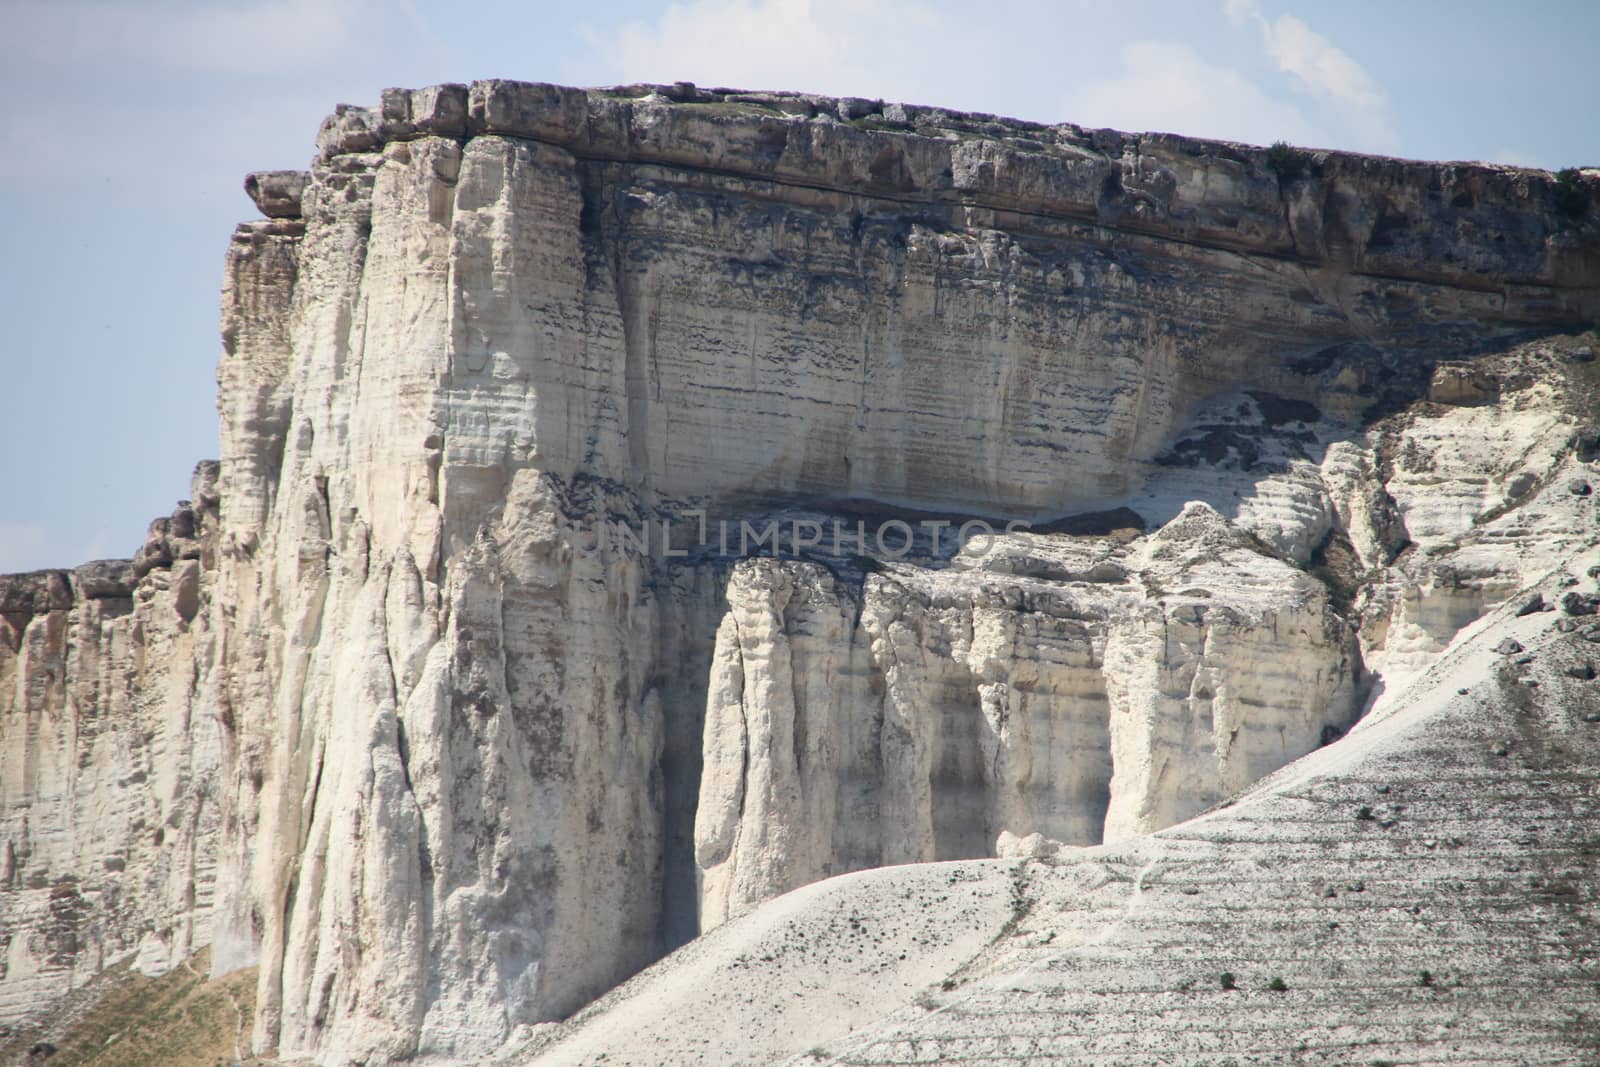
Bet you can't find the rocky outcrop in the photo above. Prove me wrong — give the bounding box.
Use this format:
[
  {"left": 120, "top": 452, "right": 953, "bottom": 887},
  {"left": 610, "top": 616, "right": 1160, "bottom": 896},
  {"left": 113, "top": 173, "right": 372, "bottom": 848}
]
[
  {"left": 0, "top": 471, "right": 222, "bottom": 1023},
  {"left": 243, "top": 170, "right": 309, "bottom": 221},
  {"left": 694, "top": 502, "right": 1363, "bottom": 927},
  {"left": 1, "top": 79, "right": 1597, "bottom": 1066},
  {"left": 519, "top": 541, "right": 1600, "bottom": 1067},
  {"left": 815, "top": 558, "right": 1600, "bottom": 1067},
  {"left": 280, "top": 81, "right": 1598, "bottom": 522}
]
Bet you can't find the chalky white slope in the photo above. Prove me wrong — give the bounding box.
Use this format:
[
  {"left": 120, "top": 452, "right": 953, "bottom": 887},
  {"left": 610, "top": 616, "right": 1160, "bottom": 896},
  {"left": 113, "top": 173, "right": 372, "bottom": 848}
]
[{"left": 517, "top": 402, "right": 1600, "bottom": 1065}]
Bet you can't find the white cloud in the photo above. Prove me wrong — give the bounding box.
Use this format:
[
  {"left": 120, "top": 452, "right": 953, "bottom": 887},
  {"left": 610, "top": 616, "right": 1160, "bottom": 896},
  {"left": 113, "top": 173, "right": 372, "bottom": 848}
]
[
  {"left": 2, "top": 0, "right": 370, "bottom": 76},
  {"left": 592, "top": 0, "right": 956, "bottom": 103},
  {"left": 1224, "top": 0, "right": 1396, "bottom": 151},
  {"left": 1064, "top": 41, "right": 1327, "bottom": 148},
  {"left": 607, "top": 0, "right": 833, "bottom": 90},
  {"left": 1224, "top": 0, "right": 1264, "bottom": 24},
  {"left": 594, "top": 1, "right": 1340, "bottom": 148}
]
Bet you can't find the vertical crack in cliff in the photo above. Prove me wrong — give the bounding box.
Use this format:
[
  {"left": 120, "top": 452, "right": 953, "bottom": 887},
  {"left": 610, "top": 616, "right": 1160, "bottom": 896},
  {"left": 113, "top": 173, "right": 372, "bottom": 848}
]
[
  {"left": 374, "top": 562, "right": 417, "bottom": 799},
  {"left": 603, "top": 178, "right": 655, "bottom": 489},
  {"left": 784, "top": 589, "right": 808, "bottom": 798},
  {"left": 732, "top": 616, "right": 751, "bottom": 832}
]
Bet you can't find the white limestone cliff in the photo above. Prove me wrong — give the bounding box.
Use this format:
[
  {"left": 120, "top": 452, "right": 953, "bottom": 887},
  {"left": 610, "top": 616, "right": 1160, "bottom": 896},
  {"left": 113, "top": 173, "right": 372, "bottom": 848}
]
[
  {"left": 1, "top": 79, "right": 1597, "bottom": 1066},
  {"left": 0, "top": 477, "right": 222, "bottom": 1021}
]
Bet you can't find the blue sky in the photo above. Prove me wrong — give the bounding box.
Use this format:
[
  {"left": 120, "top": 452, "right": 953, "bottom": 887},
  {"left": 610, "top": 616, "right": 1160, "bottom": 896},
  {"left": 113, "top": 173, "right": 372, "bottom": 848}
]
[{"left": 2, "top": 0, "right": 1596, "bottom": 572}]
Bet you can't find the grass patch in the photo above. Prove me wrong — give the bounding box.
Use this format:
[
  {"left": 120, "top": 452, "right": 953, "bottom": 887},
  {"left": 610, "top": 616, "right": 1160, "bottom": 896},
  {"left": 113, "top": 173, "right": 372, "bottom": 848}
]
[{"left": 0, "top": 949, "right": 257, "bottom": 1067}]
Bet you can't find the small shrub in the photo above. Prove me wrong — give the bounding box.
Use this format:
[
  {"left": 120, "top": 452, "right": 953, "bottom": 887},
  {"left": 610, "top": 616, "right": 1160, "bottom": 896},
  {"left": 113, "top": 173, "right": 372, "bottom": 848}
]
[
  {"left": 1419, "top": 969, "right": 1434, "bottom": 986},
  {"left": 1219, "top": 971, "right": 1237, "bottom": 990},
  {"left": 1266, "top": 141, "right": 1307, "bottom": 182},
  {"left": 1554, "top": 168, "right": 1591, "bottom": 219},
  {"left": 1355, "top": 805, "right": 1375, "bottom": 822},
  {"left": 1267, "top": 975, "right": 1288, "bottom": 992}
]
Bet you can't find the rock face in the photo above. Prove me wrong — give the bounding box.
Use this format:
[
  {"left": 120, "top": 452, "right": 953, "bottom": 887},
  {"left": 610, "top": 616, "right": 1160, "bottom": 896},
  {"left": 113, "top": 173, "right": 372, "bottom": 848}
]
[
  {"left": 0, "top": 477, "right": 221, "bottom": 1023},
  {"left": 694, "top": 502, "right": 1364, "bottom": 927},
  {"left": 1, "top": 80, "right": 1597, "bottom": 1066},
  {"left": 519, "top": 548, "right": 1600, "bottom": 1067}
]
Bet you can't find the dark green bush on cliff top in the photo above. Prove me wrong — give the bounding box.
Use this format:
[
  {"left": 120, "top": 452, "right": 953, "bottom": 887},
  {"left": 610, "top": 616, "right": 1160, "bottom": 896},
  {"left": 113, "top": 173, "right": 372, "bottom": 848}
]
[
  {"left": 1555, "top": 168, "right": 1591, "bottom": 219},
  {"left": 1266, "top": 141, "right": 1307, "bottom": 182}
]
